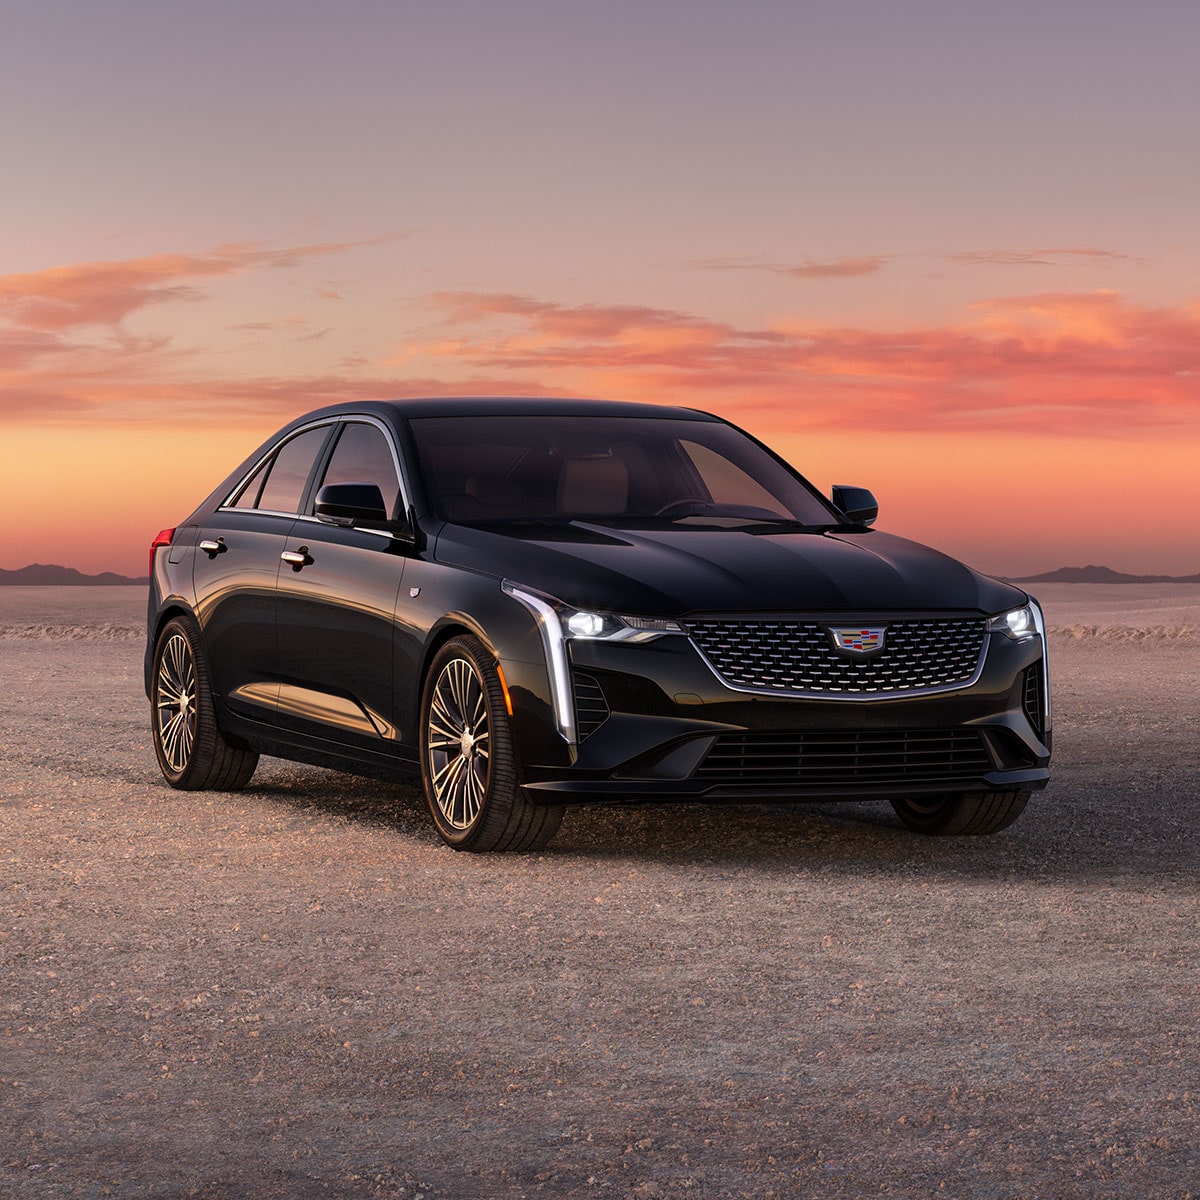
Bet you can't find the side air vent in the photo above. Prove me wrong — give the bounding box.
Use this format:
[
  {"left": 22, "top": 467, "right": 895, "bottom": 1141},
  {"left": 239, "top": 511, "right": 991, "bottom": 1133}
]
[
  {"left": 573, "top": 672, "right": 610, "bottom": 740},
  {"left": 1022, "top": 662, "right": 1045, "bottom": 736}
]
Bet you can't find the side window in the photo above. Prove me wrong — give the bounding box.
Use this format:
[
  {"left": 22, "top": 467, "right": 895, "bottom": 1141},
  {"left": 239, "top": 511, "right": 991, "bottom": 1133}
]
[
  {"left": 315, "top": 422, "right": 402, "bottom": 515},
  {"left": 255, "top": 426, "right": 331, "bottom": 514},
  {"left": 229, "top": 456, "right": 272, "bottom": 509}
]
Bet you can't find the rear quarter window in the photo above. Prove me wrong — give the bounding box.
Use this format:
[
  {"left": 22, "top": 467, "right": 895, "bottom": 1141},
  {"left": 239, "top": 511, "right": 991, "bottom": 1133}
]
[{"left": 252, "top": 426, "right": 331, "bottom": 514}]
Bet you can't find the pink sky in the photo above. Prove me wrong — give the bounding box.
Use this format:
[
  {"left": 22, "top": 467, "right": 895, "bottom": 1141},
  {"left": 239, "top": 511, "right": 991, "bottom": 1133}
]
[{"left": 2, "top": 3, "right": 1198, "bottom": 577}]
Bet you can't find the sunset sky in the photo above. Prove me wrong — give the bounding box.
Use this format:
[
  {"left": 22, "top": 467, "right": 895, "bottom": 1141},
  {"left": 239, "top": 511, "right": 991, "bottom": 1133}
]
[{"left": 2, "top": 1, "right": 1198, "bottom": 578}]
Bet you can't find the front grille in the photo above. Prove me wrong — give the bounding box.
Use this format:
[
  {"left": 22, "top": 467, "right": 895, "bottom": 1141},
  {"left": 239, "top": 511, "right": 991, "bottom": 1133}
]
[
  {"left": 684, "top": 617, "right": 987, "bottom": 696},
  {"left": 573, "top": 672, "right": 610, "bottom": 740},
  {"left": 1023, "top": 663, "right": 1045, "bottom": 735},
  {"left": 695, "top": 729, "right": 992, "bottom": 785}
]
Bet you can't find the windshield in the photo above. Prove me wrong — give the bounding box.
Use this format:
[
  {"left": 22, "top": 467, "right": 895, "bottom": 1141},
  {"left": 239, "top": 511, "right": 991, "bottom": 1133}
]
[{"left": 408, "top": 414, "right": 840, "bottom": 528}]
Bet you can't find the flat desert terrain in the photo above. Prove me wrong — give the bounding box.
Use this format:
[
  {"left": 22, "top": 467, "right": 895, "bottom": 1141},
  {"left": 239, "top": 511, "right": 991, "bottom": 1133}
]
[{"left": 1, "top": 586, "right": 1197, "bottom": 1199}]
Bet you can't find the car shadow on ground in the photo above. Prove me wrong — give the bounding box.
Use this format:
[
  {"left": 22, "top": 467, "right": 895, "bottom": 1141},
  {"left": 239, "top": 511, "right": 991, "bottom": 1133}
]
[{"left": 241, "top": 761, "right": 1197, "bottom": 884}]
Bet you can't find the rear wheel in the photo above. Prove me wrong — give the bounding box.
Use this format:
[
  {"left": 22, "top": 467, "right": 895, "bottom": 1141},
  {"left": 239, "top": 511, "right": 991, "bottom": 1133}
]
[
  {"left": 151, "top": 616, "right": 258, "bottom": 791},
  {"left": 891, "top": 791, "right": 1029, "bottom": 835},
  {"left": 420, "top": 635, "right": 563, "bottom": 851}
]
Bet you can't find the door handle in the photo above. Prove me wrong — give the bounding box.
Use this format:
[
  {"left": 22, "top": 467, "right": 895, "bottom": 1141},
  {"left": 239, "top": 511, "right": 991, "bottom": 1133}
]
[
  {"left": 281, "top": 547, "right": 313, "bottom": 570},
  {"left": 199, "top": 538, "right": 226, "bottom": 557}
]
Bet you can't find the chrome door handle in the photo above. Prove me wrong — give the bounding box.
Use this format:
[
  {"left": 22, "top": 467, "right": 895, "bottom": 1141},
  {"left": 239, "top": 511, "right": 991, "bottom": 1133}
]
[
  {"left": 281, "top": 548, "right": 312, "bottom": 569},
  {"left": 199, "top": 538, "right": 225, "bottom": 557}
]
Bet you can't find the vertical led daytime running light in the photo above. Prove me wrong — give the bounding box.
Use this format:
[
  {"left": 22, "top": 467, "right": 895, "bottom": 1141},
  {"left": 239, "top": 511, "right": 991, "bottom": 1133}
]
[
  {"left": 502, "top": 582, "right": 577, "bottom": 748},
  {"left": 1030, "top": 598, "right": 1051, "bottom": 731}
]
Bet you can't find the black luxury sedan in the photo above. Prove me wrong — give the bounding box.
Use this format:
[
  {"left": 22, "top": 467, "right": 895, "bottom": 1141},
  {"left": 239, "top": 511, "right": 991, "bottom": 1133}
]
[{"left": 146, "top": 398, "right": 1051, "bottom": 850}]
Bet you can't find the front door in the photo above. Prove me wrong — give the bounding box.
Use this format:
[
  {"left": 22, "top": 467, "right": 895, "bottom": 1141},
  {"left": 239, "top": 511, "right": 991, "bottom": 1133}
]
[{"left": 273, "top": 419, "right": 413, "bottom": 758}]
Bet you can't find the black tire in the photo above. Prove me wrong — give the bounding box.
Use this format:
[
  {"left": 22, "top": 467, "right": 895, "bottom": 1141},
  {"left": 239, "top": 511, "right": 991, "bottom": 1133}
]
[
  {"left": 891, "top": 791, "right": 1029, "bottom": 836},
  {"left": 419, "top": 635, "right": 564, "bottom": 852},
  {"left": 151, "top": 616, "right": 258, "bottom": 791}
]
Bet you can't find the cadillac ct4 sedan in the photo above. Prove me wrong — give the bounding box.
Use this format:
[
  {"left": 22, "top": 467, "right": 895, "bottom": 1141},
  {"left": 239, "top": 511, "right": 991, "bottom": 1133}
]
[{"left": 147, "top": 398, "right": 1051, "bottom": 850}]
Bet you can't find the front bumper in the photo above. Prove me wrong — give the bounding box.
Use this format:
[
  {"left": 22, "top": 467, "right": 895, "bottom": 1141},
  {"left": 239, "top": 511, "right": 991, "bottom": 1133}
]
[{"left": 502, "top": 624, "right": 1051, "bottom": 805}]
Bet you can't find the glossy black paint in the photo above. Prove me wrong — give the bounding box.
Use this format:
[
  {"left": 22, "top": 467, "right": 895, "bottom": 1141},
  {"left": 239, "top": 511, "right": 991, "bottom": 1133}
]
[{"left": 147, "top": 397, "right": 1051, "bottom": 806}]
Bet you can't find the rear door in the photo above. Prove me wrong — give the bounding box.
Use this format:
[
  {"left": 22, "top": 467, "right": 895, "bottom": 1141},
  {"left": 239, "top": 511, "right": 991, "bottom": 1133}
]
[{"left": 193, "top": 422, "right": 336, "bottom": 720}]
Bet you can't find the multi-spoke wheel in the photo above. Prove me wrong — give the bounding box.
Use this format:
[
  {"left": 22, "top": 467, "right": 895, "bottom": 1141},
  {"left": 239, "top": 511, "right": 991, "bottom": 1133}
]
[
  {"left": 891, "top": 791, "right": 1029, "bottom": 836},
  {"left": 156, "top": 628, "right": 197, "bottom": 773},
  {"left": 420, "top": 635, "right": 563, "bottom": 851},
  {"left": 151, "top": 616, "right": 258, "bottom": 791}
]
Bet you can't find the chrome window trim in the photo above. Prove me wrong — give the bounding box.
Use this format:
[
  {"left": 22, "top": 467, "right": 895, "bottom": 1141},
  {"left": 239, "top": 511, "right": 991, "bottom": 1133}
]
[
  {"left": 220, "top": 418, "right": 338, "bottom": 511},
  {"left": 218, "top": 414, "right": 412, "bottom": 523},
  {"left": 315, "top": 414, "right": 412, "bottom": 517},
  {"left": 291, "top": 513, "right": 394, "bottom": 540}
]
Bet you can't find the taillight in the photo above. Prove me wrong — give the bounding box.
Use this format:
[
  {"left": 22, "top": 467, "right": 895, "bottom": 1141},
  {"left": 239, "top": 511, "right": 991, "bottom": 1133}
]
[{"left": 150, "top": 528, "right": 175, "bottom": 575}]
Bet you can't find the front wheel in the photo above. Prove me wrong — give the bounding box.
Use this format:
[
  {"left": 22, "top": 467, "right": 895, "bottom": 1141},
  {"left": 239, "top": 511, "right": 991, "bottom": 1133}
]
[
  {"left": 151, "top": 616, "right": 258, "bottom": 791},
  {"left": 420, "top": 635, "right": 563, "bottom": 852},
  {"left": 890, "top": 791, "right": 1029, "bottom": 836}
]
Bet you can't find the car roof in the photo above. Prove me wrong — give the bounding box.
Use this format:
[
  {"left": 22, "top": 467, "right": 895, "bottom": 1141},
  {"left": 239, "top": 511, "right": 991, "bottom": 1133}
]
[
  {"left": 291, "top": 396, "right": 722, "bottom": 423},
  {"left": 185, "top": 398, "right": 727, "bottom": 523}
]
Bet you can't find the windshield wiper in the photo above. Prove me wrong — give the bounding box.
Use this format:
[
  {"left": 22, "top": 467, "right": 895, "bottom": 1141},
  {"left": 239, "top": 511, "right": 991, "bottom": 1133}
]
[{"left": 737, "top": 519, "right": 848, "bottom": 535}]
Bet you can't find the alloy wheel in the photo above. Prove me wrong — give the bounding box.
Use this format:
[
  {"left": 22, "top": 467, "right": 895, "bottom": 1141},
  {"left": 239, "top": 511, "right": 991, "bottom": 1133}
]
[
  {"left": 426, "top": 655, "right": 491, "bottom": 830},
  {"left": 155, "top": 631, "right": 197, "bottom": 773}
]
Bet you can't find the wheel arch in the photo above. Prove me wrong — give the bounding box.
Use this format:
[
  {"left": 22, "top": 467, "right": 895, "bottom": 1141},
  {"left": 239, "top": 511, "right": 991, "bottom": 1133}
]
[
  {"left": 418, "top": 614, "right": 501, "bottom": 692},
  {"left": 144, "top": 601, "right": 201, "bottom": 698}
]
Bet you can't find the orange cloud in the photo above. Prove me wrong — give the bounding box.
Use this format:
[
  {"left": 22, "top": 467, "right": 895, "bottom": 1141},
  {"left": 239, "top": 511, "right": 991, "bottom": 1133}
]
[
  {"left": 949, "top": 247, "right": 1132, "bottom": 267},
  {"left": 417, "top": 289, "right": 1200, "bottom": 435},
  {"left": 4, "top": 240, "right": 1197, "bottom": 441},
  {"left": 0, "top": 237, "right": 394, "bottom": 331},
  {"left": 786, "top": 256, "right": 884, "bottom": 278},
  {"left": 0, "top": 371, "right": 569, "bottom": 426},
  {"left": 701, "top": 256, "right": 887, "bottom": 279},
  {"left": 1, "top": 327, "right": 69, "bottom": 369},
  {"left": 428, "top": 291, "right": 744, "bottom": 339}
]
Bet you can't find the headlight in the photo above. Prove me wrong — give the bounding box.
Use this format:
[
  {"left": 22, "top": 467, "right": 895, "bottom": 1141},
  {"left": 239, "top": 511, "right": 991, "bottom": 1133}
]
[
  {"left": 988, "top": 605, "right": 1037, "bottom": 640},
  {"left": 988, "top": 600, "right": 1052, "bottom": 733},
  {"left": 502, "top": 582, "right": 685, "bottom": 750},
  {"left": 504, "top": 582, "right": 683, "bottom": 644},
  {"left": 564, "top": 609, "right": 683, "bottom": 642}
]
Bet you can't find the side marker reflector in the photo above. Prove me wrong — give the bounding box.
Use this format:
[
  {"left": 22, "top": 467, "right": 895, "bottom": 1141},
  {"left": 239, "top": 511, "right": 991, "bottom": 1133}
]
[{"left": 494, "top": 662, "right": 514, "bottom": 716}]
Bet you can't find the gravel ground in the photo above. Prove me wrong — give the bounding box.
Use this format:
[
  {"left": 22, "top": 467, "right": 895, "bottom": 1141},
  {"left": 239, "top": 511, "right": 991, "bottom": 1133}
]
[{"left": 1, "top": 589, "right": 1197, "bottom": 1199}]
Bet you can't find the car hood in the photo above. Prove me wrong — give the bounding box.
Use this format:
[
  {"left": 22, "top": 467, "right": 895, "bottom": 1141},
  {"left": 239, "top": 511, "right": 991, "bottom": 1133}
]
[{"left": 433, "top": 522, "right": 1027, "bottom": 616}]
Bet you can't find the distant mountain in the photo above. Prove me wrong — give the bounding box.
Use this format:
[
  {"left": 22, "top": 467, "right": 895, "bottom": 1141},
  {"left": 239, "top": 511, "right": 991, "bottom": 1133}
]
[
  {"left": 1008, "top": 564, "right": 1200, "bottom": 584},
  {"left": 0, "top": 564, "right": 149, "bottom": 586},
  {"left": 5, "top": 560, "right": 1197, "bottom": 588}
]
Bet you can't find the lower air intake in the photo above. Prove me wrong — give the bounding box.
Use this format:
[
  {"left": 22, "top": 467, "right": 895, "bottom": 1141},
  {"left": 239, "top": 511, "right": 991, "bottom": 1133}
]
[{"left": 695, "top": 729, "right": 992, "bottom": 785}]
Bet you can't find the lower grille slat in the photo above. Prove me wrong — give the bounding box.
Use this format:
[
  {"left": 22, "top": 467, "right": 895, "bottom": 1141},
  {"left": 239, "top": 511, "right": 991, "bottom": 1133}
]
[{"left": 695, "top": 729, "right": 991, "bottom": 784}]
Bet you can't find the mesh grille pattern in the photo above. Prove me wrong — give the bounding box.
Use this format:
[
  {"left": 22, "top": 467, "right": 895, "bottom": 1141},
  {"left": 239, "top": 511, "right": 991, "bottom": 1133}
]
[
  {"left": 684, "top": 617, "right": 988, "bottom": 695},
  {"left": 696, "top": 729, "right": 991, "bottom": 785},
  {"left": 572, "top": 672, "right": 610, "bottom": 740}
]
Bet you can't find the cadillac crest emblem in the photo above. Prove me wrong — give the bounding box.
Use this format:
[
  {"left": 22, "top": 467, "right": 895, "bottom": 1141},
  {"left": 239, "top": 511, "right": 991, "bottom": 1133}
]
[{"left": 829, "top": 626, "right": 887, "bottom": 656}]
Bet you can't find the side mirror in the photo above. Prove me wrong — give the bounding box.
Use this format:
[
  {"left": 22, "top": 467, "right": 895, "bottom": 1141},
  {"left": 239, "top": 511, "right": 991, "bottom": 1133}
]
[
  {"left": 831, "top": 484, "right": 878, "bottom": 526},
  {"left": 315, "top": 482, "right": 389, "bottom": 527}
]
